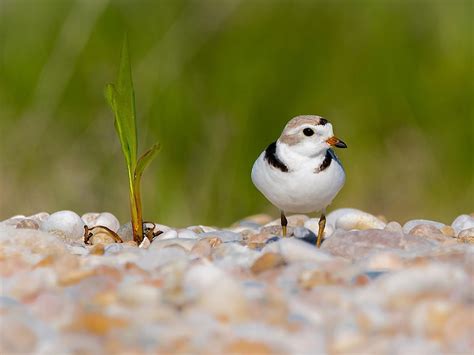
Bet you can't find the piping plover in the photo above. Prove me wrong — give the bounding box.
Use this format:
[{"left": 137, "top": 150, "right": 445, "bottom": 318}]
[{"left": 251, "top": 115, "right": 347, "bottom": 247}]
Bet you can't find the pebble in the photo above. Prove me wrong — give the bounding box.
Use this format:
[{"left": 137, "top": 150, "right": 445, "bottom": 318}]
[
  {"left": 251, "top": 252, "right": 286, "bottom": 274},
  {"left": 81, "top": 212, "right": 120, "bottom": 232},
  {"left": 263, "top": 238, "right": 333, "bottom": 264},
  {"left": 326, "top": 208, "right": 386, "bottom": 230},
  {"left": 455, "top": 228, "right": 474, "bottom": 243},
  {"left": 452, "top": 214, "right": 474, "bottom": 234},
  {"left": 40, "top": 210, "right": 85, "bottom": 240},
  {"left": 199, "top": 231, "right": 243, "bottom": 243},
  {"left": 116, "top": 222, "right": 133, "bottom": 241},
  {"left": 0, "top": 208, "right": 472, "bottom": 353},
  {"left": 403, "top": 219, "right": 445, "bottom": 234},
  {"left": 15, "top": 219, "right": 39, "bottom": 230}
]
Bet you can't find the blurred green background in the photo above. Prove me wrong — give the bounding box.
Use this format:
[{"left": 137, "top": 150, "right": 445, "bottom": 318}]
[{"left": 0, "top": 0, "right": 472, "bottom": 227}]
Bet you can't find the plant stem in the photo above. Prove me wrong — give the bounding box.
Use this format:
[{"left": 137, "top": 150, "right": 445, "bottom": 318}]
[{"left": 128, "top": 169, "right": 143, "bottom": 244}]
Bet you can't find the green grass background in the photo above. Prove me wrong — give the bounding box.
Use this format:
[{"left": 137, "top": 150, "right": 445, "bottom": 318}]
[{"left": 0, "top": 0, "right": 472, "bottom": 227}]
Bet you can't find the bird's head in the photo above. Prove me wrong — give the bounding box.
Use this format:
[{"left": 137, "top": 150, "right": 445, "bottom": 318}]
[{"left": 278, "top": 115, "right": 347, "bottom": 157}]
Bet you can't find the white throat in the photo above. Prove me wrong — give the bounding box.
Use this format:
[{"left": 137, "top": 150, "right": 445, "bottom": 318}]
[{"left": 276, "top": 140, "right": 328, "bottom": 171}]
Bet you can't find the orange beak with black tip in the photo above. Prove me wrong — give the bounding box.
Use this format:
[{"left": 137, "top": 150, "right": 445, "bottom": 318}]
[{"left": 326, "top": 136, "right": 347, "bottom": 148}]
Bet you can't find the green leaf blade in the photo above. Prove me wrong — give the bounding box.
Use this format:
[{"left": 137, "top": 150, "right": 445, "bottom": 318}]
[
  {"left": 134, "top": 142, "right": 160, "bottom": 184},
  {"left": 105, "top": 37, "right": 138, "bottom": 171}
]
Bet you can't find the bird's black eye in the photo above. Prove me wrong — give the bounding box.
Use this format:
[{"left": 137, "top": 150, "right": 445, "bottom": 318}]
[{"left": 303, "top": 128, "right": 314, "bottom": 136}]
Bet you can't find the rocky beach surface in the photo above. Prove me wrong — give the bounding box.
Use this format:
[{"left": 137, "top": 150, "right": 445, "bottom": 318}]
[{"left": 1, "top": 209, "right": 473, "bottom": 354}]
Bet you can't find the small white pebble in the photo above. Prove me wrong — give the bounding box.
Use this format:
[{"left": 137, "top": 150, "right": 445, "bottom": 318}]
[
  {"left": 81, "top": 212, "right": 120, "bottom": 232},
  {"left": 402, "top": 219, "right": 445, "bottom": 234},
  {"left": 40, "top": 210, "right": 85, "bottom": 239},
  {"left": 452, "top": 214, "right": 474, "bottom": 234}
]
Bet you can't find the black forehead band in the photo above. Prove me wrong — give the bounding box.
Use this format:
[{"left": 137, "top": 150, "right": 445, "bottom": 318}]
[{"left": 319, "top": 118, "right": 328, "bottom": 125}]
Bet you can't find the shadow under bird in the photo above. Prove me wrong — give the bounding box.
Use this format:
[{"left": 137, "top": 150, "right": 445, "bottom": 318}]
[{"left": 251, "top": 115, "right": 347, "bottom": 247}]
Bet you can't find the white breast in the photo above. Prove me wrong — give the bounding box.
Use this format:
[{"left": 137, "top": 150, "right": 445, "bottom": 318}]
[{"left": 251, "top": 149, "right": 345, "bottom": 213}]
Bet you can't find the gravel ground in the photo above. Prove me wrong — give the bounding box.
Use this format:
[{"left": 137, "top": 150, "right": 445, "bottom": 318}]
[{"left": 1, "top": 209, "right": 473, "bottom": 354}]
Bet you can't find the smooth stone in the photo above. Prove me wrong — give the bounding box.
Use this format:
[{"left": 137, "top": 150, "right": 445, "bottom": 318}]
[
  {"left": 251, "top": 252, "right": 286, "bottom": 274},
  {"left": 177, "top": 229, "right": 199, "bottom": 239},
  {"left": 410, "top": 299, "right": 456, "bottom": 338},
  {"left": 293, "top": 227, "right": 317, "bottom": 245},
  {"left": 15, "top": 219, "right": 39, "bottom": 230},
  {"left": 67, "top": 245, "right": 89, "bottom": 256},
  {"left": 40, "top": 211, "right": 85, "bottom": 240},
  {"left": 81, "top": 212, "right": 120, "bottom": 232},
  {"left": 304, "top": 218, "right": 335, "bottom": 238},
  {"left": 149, "top": 238, "right": 196, "bottom": 251},
  {"left": 0, "top": 225, "right": 67, "bottom": 256},
  {"left": 265, "top": 236, "right": 281, "bottom": 245},
  {"left": 403, "top": 219, "right": 445, "bottom": 234},
  {"left": 246, "top": 231, "right": 273, "bottom": 249},
  {"left": 190, "top": 237, "right": 222, "bottom": 259},
  {"left": 116, "top": 222, "right": 133, "bottom": 241},
  {"left": 456, "top": 228, "right": 474, "bottom": 243},
  {"left": 212, "top": 243, "right": 261, "bottom": 268},
  {"left": 452, "top": 214, "right": 474, "bottom": 234},
  {"left": 262, "top": 238, "right": 333, "bottom": 264},
  {"left": 363, "top": 252, "right": 404, "bottom": 271},
  {"left": 440, "top": 225, "right": 455, "bottom": 237},
  {"left": 89, "top": 233, "right": 117, "bottom": 245},
  {"left": 327, "top": 209, "right": 386, "bottom": 230},
  {"left": 199, "top": 231, "right": 242, "bottom": 243},
  {"left": 27, "top": 212, "right": 50, "bottom": 223},
  {"left": 103, "top": 243, "right": 132, "bottom": 255},
  {"left": 0, "top": 217, "right": 26, "bottom": 227},
  {"left": 184, "top": 264, "right": 249, "bottom": 321},
  {"left": 384, "top": 221, "right": 403, "bottom": 234},
  {"left": 409, "top": 224, "right": 455, "bottom": 244},
  {"left": 117, "top": 282, "right": 160, "bottom": 306},
  {"left": 322, "top": 229, "right": 435, "bottom": 260},
  {"left": 156, "top": 229, "right": 178, "bottom": 240},
  {"left": 372, "top": 263, "right": 469, "bottom": 305}
]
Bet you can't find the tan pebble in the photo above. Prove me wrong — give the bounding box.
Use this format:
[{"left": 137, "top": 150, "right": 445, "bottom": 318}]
[
  {"left": 0, "top": 318, "right": 37, "bottom": 353},
  {"left": 90, "top": 243, "right": 105, "bottom": 255},
  {"left": 456, "top": 228, "right": 474, "bottom": 243},
  {"left": 225, "top": 340, "right": 273, "bottom": 355},
  {"left": 251, "top": 252, "right": 286, "bottom": 274},
  {"left": 298, "top": 269, "right": 335, "bottom": 289},
  {"left": 93, "top": 290, "right": 118, "bottom": 306},
  {"left": 58, "top": 269, "right": 96, "bottom": 286},
  {"left": 409, "top": 224, "right": 443, "bottom": 236},
  {"left": 123, "top": 241, "right": 138, "bottom": 247},
  {"left": 384, "top": 221, "right": 403, "bottom": 233},
  {"left": 190, "top": 237, "right": 222, "bottom": 259},
  {"left": 90, "top": 232, "right": 117, "bottom": 245},
  {"left": 330, "top": 329, "right": 366, "bottom": 353},
  {"left": 365, "top": 252, "right": 404, "bottom": 271},
  {"left": 34, "top": 255, "right": 56, "bottom": 268},
  {"left": 440, "top": 225, "right": 455, "bottom": 237},
  {"left": 444, "top": 307, "right": 474, "bottom": 343},
  {"left": 15, "top": 219, "right": 39, "bottom": 230},
  {"left": 246, "top": 231, "right": 272, "bottom": 249},
  {"left": 411, "top": 300, "right": 456, "bottom": 340},
  {"left": 71, "top": 313, "right": 127, "bottom": 335}
]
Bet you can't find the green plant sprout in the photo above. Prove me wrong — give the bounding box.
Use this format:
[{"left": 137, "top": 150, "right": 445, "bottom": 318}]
[{"left": 105, "top": 37, "right": 160, "bottom": 244}]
